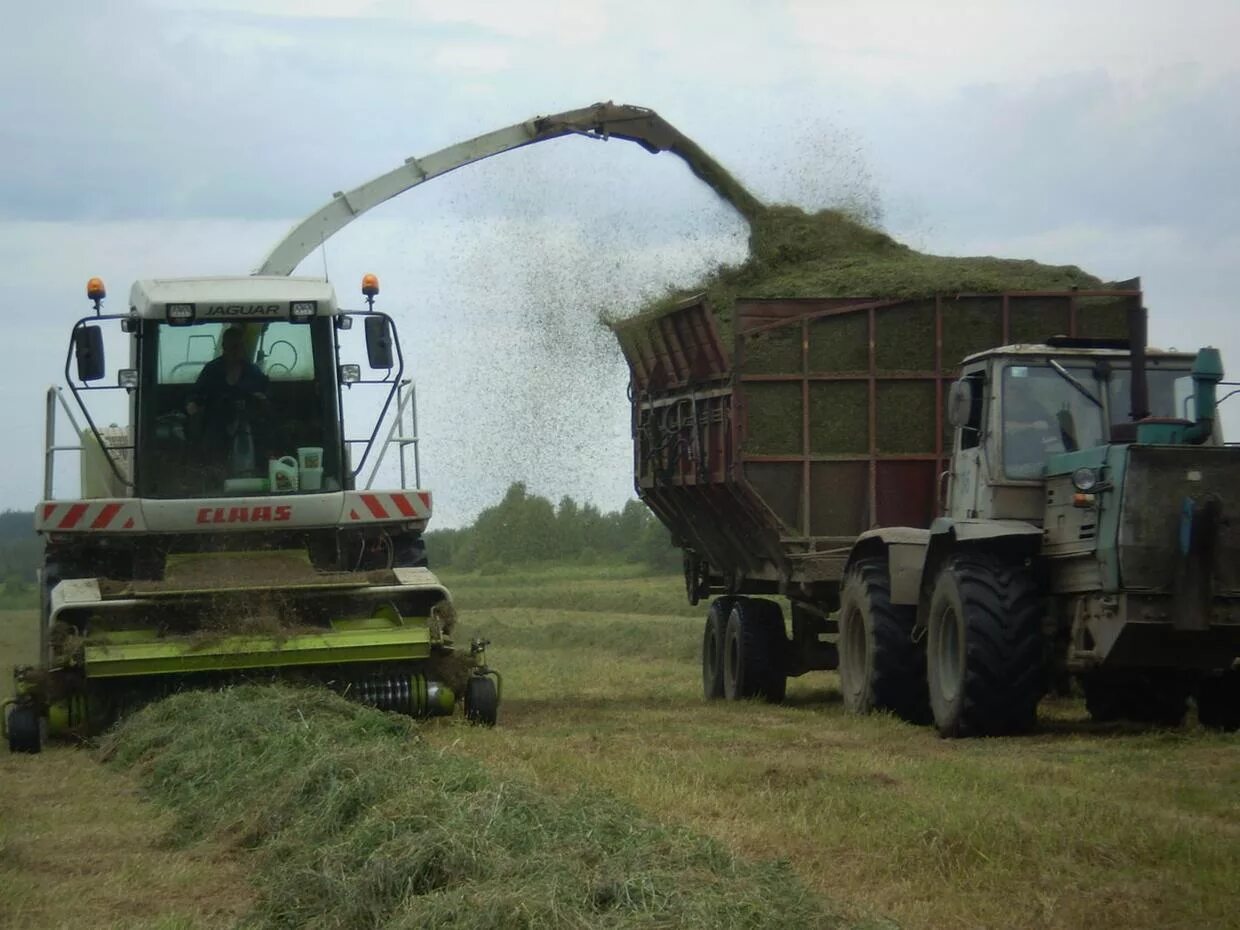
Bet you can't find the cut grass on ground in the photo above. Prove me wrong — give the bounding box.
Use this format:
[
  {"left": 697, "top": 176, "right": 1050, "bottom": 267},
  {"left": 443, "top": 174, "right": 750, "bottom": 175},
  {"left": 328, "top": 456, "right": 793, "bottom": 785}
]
[
  {"left": 0, "top": 747, "right": 252, "bottom": 930},
  {"left": 102, "top": 685, "right": 833, "bottom": 930},
  {"left": 430, "top": 567, "right": 1240, "bottom": 930}
]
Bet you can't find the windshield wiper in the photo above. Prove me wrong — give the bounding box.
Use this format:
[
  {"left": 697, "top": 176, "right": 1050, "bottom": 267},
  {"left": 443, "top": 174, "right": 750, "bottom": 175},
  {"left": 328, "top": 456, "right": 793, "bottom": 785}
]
[{"left": 1049, "top": 360, "right": 1103, "bottom": 408}]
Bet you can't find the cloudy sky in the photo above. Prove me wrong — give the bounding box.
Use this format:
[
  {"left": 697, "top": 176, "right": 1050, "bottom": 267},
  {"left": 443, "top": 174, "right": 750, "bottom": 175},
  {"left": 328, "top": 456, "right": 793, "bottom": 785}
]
[{"left": 2, "top": 1, "right": 1237, "bottom": 525}]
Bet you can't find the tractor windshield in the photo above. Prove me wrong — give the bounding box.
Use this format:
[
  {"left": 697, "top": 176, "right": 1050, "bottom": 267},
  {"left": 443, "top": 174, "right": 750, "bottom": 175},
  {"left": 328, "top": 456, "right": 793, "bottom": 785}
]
[
  {"left": 1002, "top": 364, "right": 1107, "bottom": 479},
  {"left": 135, "top": 318, "right": 344, "bottom": 498}
]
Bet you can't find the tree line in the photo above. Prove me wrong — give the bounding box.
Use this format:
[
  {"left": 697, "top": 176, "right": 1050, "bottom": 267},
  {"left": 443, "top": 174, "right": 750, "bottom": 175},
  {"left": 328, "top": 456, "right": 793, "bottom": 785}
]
[{"left": 426, "top": 483, "right": 679, "bottom": 572}]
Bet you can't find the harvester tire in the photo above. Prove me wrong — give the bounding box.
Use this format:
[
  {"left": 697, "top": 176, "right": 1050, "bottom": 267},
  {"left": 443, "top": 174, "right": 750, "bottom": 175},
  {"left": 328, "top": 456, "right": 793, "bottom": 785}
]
[
  {"left": 1197, "top": 669, "right": 1240, "bottom": 731},
  {"left": 6, "top": 705, "right": 45, "bottom": 754},
  {"left": 926, "top": 552, "right": 1044, "bottom": 737},
  {"left": 1083, "top": 671, "right": 1190, "bottom": 727},
  {"left": 722, "top": 598, "right": 784, "bottom": 703},
  {"left": 465, "top": 676, "right": 498, "bottom": 727},
  {"left": 702, "top": 597, "right": 735, "bottom": 700},
  {"left": 837, "top": 559, "right": 929, "bottom": 723}
]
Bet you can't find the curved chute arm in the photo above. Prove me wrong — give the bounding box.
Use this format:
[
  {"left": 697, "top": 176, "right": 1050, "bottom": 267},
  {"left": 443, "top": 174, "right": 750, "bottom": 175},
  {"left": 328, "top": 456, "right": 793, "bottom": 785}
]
[{"left": 255, "top": 101, "right": 763, "bottom": 276}]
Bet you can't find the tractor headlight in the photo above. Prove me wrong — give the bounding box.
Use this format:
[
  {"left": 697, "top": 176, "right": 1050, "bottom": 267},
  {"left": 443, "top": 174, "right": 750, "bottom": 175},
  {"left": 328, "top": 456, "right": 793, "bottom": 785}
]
[
  {"left": 1071, "top": 467, "right": 1099, "bottom": 492},
  {"left": 290, "top": 300, "right": 317, "bottom": 322},
  {"left": 166, "top": 303, "right": 195, "bottom": 325},
  {"left": 339, "top": 363, "right": 361, "bottom": 385}
]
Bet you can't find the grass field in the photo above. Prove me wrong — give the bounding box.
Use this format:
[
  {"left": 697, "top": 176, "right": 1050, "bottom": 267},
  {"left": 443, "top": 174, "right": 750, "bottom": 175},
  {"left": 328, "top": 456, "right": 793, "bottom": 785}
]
[
  {"left": 1, "top": 566, "right": 1237, "bottom": 929},
  {"left": 433, "top": 565, "right": 1240, "bottom": 930}
]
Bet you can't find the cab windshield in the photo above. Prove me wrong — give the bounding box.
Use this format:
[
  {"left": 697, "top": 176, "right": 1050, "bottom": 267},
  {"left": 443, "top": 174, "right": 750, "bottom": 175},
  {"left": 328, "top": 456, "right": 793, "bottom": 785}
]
[
  {"left": 1001, "top": 360, "right": 1196, "bottom": 479},
  {"left": 135, "top": 318, "right": 343, "bottom": 498},
  {"left": 1002, "top": 364, "right": 1107, "bottom": 479}
]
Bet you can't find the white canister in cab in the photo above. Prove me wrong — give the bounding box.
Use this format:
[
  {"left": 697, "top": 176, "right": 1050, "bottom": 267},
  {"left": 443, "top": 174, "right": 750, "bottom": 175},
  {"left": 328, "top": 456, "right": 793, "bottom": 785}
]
[{"left": 269, "top": 456, "right": 299, "bottom": 493}]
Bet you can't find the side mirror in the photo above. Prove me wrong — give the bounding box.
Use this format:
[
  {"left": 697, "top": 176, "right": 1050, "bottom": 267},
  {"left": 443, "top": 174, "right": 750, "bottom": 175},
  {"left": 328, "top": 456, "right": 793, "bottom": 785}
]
[
  {"left": 946, "top": 379, "right": 973, "bottom": 429},
  {"left": 364, "top": 316, "right": 394, "bottom": 370},
  {"left": 74, "top": 325, "right": 106, "bottom": 382}
]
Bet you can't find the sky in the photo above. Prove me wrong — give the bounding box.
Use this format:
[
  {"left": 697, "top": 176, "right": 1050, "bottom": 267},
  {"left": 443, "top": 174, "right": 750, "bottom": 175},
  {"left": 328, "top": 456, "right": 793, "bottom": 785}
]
[{"left": 2, "top": 0, "right": 1237, "bottom": 526}]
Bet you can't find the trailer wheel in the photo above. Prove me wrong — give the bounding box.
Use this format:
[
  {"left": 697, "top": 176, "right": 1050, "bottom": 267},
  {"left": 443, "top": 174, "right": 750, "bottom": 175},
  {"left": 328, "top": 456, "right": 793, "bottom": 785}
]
[
  {"left": 701, "top": 597, "right": 735, "bottom": 700},
  {"left": 1197, "top": 668, "right": 1240, "bottom": 731},
  {"left": 1083, "top": 671, "right": 1190, "bottom": 727},
  {"left": 837, "top": 559, "right": 929, "bottom": 723},
  {"left": 926, "top": 552, "right": 1044, "bottom": 737},
  {"left": 465, "top": 676, "right": 498, "bottom": 727},
  {"left": 6, "top": 705, "right": 45, "bottom": 754},
  {"left": 722, "top": 599, "right": 784, "bottom": 703}
]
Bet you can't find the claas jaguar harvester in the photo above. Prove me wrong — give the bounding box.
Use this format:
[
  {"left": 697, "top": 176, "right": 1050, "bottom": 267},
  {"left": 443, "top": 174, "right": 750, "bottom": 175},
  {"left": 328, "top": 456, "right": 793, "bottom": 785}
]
[
  {"left": 614, "top": 287, "right": 1240, "bottom": 736},
  {"left": 5, "top": 100, "right": 767, "bottom": 752},
  {"left": 4, "top": 274, "right": 500, "bottom": 752}
]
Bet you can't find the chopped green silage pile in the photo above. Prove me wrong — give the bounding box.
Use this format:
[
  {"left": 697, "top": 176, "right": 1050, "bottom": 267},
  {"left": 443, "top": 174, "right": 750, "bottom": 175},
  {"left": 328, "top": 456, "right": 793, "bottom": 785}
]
[
  {"left": 101, "top": 686, "right": 833, "bottom": 930},
  {"left": 631, "top": 204, "right": 1105, "bottom": 346}
]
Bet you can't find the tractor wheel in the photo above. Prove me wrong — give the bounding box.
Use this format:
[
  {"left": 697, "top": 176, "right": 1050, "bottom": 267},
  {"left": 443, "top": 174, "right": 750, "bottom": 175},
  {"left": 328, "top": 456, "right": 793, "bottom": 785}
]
[
  {"left": 701, "top": 597, "right": 735, "bottom": 700},
  {"left": 926, "top": 552, "right": 1044, "bottom": 737},
  {"left": 837, "top": 559, "right": 929, "bottom": 723},
  {"left": 749, "top": 599, "right": 788, "bottom": 703},
  {"left": 465, "top": 676, "right": 498, "bottom": 727},
  {"left": 722, "top": 598, "right": 785, "bottom": 703},
  {"left": 6, "top": 705, "right": 45, "bottom": 754},
  {"left": 1083, "top": 671, "right": 1190, "bottom": 727},
  {"left": 1197, "top": 669, "right": 1240, "bottom": 731}
]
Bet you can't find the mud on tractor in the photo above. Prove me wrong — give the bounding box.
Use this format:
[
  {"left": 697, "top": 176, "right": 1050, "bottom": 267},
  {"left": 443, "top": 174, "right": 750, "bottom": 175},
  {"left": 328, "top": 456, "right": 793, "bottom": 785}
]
[{"left": 5, "top": 274, "right": 499, "bottom": 752}]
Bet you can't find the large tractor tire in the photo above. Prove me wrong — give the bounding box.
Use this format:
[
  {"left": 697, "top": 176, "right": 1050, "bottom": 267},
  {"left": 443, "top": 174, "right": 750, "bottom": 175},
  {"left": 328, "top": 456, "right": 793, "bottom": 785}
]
[
  {"left": 1083, "top": 671, "right": 1190, "bottom": 727},
  {"left": 926, "top": 552, "right": 1044, "bottom": 737},
  {"left": 1195, "top": 669, "right": 1240, "bottom": 732},
  {"left": 701, "top": 597, "right": 735, "bottom": 700},
  {"left": 722, "top": 598, "right": 786, "bottom": 703},
  {"left": 837, "top": 559, "right": 929, "bottom": 723}
]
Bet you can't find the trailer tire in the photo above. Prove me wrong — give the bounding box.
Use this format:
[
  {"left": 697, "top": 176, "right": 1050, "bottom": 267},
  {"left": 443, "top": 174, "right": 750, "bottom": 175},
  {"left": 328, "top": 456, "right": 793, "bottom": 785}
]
[
  {"left": 465, "top": 676, "right": 498, "bottom": 727},
  {"left": 1083, "top": 671, "right": 1190, "bottom": 727},
  {"left": 6, "top": 705, "right": 45, "bottom": 754},
  {"left": 723, "top": 599, "right": 784, "bottom": 703},
  {"left": 926, "top": 552, "right": 1044, "bottom": 737},
  {"left": 701, "top": 597, "right": 734, "bottom": 700},
  {"left": 1197, "top": 669, "right": 1240, "bottom": 732},
  {"left": 838, "top": 559, "right": 929, "bottom": 723}
]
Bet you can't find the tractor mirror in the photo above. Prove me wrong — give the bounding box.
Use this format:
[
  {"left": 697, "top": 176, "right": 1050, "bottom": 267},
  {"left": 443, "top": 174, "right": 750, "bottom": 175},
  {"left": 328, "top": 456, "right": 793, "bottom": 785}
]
[
  {"left": 74, "top": 325, "right": 106, "bottom": 382},
  {"left": 364, "top": 316, "right": 394, "bottom": 370},
  {"left": 947, "top": 380, "right": 973, "bottom": 428}
]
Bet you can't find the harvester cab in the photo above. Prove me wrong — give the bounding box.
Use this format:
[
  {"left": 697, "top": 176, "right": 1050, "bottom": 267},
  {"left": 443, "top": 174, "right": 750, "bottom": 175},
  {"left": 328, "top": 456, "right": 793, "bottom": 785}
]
[{"left": 5, "top": 274, "right": 500, "bottom": 753}]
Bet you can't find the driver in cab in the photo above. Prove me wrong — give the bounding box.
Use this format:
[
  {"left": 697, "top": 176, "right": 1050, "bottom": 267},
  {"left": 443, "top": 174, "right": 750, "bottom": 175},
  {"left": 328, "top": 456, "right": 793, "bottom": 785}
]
[{"left": 186, "top": 326, "right": 270, "bottom": 468}]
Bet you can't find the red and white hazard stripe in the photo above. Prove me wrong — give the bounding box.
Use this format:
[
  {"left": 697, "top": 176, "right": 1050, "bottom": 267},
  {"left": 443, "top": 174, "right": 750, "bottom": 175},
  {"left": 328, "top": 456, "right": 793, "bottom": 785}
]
[
  {"left": 343, "top": 490, "right": 432, "bottom": 524},
  {"left": 36, "top": 500, "right": 146, "bottom": 533}
]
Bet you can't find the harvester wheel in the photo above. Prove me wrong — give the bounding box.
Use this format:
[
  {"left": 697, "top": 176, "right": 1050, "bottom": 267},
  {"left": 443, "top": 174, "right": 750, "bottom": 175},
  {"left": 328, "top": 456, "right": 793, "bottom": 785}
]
[
  {"left": 722, "top": 599, "right": 785, "bottom": 703},
  {"left": 6, "top": 705, "right": 45, "bottom": 754},
  {"left": 1083, "top": 671, "right": 1190, "bottom": 727},
  {"left": 701, "top": 597, "right": 735, "bottom": 700},
  {"left": 837, "top": 559, "right": 929, "bottom": 723},
  {"left": 465, "top": 676, "right": 498, "bottom": 727},
  {"left": 1197, "top": 668, "right": 1240, "bottom": 731},
  {"left": 926, "top": 552, "right": 1044, "bottom": 737}
]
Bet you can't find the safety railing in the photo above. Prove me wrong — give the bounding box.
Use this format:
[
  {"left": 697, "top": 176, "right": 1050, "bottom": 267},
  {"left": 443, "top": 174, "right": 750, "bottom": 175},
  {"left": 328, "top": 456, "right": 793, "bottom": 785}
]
[{"left": 346, "top": 379, "right": 422, "bottom": 491}]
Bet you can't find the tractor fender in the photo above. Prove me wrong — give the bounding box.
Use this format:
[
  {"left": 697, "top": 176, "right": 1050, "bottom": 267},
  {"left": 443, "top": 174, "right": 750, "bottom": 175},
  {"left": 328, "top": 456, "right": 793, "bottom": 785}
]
[
  {"left": 846, "top": 528, "right": 931, "bottom": 607},
  {"left": 917, "top": 518, "right": 1043, "bottom": 626}
]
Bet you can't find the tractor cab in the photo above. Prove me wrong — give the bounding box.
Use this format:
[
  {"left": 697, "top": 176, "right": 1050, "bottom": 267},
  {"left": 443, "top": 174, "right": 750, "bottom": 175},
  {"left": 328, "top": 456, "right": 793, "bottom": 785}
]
[
  {"left": 944, "top": 343, "right": 1209, "bottom": 523},
  {"left": 129, "top": 278, "right": 349, "bottom": 499},
  {"left": 65, "top": 274, "right": 401, "bottom": 503}
]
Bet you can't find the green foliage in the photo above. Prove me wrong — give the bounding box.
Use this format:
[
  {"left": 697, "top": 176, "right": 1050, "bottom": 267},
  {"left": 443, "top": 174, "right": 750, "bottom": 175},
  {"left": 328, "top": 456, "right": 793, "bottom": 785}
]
[
  {"left": 102, "top": 686, "right": 831, "bottom": 930},
  {"left": 426, "top": 485, "right": 679, "bottom": 573}
]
